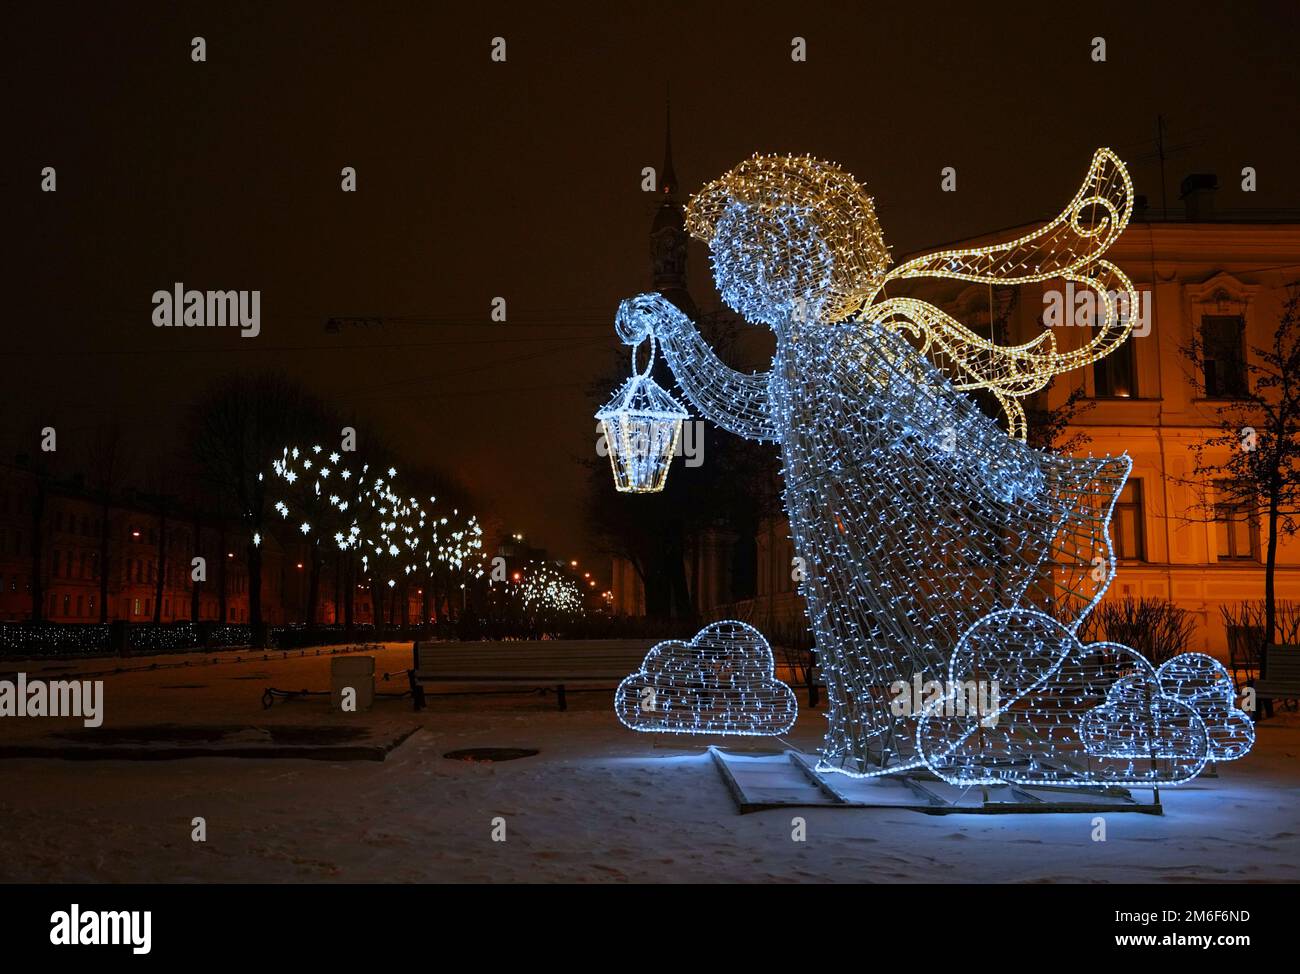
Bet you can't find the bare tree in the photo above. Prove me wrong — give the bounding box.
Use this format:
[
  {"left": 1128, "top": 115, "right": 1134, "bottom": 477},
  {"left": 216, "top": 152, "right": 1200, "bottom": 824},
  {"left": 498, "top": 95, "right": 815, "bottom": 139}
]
[
  {"left": 83, "top": 423, "right": 132, "bottom": 623},
  {"left": 1179, "top": 288, "right": 1300, "bottom": 646},
  {"left": 139, "top": 454, "right": 174, "bottom": 624},
  {"left": 187, "top": 373, "right": 324, "bottom": 639},
  {"left": 14, "top": 421, "right": 66, "bottom": 623},
  {"left": 24, "top": 457, "right": 52, "bottom": 623},
  {"left": 1088, "top": 596, "right": 1197, "bottom": 665},
  {"left": 1025, "top": 381, "right": 1095, "bottom": 453}
]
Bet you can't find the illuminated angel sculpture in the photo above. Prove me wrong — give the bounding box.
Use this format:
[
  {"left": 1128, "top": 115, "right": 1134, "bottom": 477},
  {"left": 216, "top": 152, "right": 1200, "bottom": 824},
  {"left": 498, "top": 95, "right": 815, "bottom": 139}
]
[{"left": 614, "top": 149, "right": 1252, "bottom": 784}]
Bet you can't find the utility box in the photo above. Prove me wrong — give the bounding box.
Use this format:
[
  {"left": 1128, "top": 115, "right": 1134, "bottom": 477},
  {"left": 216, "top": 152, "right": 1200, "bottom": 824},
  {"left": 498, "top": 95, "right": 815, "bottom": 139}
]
[{"left": 331, "top": 656, "right": 375, "bottom": 712}]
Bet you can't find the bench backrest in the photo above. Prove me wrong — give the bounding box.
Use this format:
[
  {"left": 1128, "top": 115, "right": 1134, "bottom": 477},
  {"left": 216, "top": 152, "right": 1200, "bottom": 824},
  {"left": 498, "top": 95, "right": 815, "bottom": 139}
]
[
  {"left": 1263, "top": 644, "right": 1300, "bottom": 681},
  {"left": 413, "top": 639, "right": 655, "bottom": 678}
]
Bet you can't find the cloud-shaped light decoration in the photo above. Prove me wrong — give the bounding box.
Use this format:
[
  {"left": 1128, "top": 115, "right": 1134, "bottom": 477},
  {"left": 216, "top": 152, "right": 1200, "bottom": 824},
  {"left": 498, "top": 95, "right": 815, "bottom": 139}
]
[
  {"left": 615, "top": 620, "right": 797, "bottom": 736},
  {"left": 917, "top": 609, "right": 1212, "bottom": 787},
  {"left": 1156, "top": 653, "right": 1255, "bottom": 762}
]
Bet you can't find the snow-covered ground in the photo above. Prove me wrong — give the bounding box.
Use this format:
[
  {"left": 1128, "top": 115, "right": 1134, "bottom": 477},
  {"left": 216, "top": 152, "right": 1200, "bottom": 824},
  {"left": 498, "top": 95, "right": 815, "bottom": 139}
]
[{"left": 1, "top": 642, "right": 1297, "bottom": 882}]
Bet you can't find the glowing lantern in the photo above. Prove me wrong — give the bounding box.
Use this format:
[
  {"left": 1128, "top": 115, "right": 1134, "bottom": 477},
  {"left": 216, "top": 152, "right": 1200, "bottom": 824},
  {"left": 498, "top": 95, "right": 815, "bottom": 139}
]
[{"left": 596, "top": 334, "right": 689, "bottom": 493}]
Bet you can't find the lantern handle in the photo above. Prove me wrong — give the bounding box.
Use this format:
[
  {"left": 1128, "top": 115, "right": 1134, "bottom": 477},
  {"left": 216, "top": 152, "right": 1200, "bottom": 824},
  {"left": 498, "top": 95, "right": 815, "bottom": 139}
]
[{"left": 632, "top": 332, "right": 657, "bottom": 379}]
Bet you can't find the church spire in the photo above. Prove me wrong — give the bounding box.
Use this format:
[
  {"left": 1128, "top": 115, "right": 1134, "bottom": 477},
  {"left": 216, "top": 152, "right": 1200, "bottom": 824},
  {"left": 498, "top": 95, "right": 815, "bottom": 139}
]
[
  {"left": 661, "top": 89, "right": 678, "bottom": 198},
  {"left": 649, "top": 88, "right": 694, "bottom": 316}
]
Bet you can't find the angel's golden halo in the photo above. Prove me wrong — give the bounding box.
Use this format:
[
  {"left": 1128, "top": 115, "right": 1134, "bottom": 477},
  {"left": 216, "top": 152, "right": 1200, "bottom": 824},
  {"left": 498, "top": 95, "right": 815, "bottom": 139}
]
[
  {"left": 685, "top": 154, "right": 892, "bottom": 323},
  {"left": 684, "top": 148, "right": 1138, "bottom": 441}
]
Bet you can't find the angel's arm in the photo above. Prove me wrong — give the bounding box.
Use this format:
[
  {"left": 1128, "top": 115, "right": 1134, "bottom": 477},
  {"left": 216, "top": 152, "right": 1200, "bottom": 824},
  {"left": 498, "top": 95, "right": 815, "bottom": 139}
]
[{"left": 616, "top": 293, "right": 780, "bottom": 442}]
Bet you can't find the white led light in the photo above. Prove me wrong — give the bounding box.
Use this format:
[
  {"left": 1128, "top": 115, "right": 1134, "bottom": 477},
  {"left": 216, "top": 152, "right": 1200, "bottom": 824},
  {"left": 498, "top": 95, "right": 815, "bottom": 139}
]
[
  {"left": 615, "top": 620, "right": 796, "bottom": 736},
  {"left": 608, "top": 149, "right": 1254, "bottom": 784}
]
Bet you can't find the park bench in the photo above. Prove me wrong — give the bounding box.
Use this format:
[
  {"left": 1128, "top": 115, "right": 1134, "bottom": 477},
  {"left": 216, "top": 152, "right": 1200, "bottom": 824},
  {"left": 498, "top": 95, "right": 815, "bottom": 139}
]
[
  {"left": 1254, "top": 644, "right": 1300, "bottom": 717},
  {"left": 407, "top": 639, "right": 655, "bottom": 711}
]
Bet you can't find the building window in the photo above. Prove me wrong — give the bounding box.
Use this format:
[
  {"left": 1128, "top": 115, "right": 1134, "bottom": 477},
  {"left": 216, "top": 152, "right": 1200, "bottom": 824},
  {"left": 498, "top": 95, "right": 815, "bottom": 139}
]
[
  {"left": 1202, "top": 315, "right": 1247, "bottom": 398},
  {"left": 1093, "top": 329, "right": 1136, "bottom": 397},
  {"left": 1215, "top": 484, "right": 1258, "bottom": 561},
  {"left": 1112, "top": 480, "right": 1145, "bottom": 560}
]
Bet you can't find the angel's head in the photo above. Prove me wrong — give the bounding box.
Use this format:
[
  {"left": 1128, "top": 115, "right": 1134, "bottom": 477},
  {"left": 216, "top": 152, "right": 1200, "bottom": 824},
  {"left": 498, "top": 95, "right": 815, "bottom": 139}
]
[{"left": 686, "top": 154, "right": 891, "bottom": 329}]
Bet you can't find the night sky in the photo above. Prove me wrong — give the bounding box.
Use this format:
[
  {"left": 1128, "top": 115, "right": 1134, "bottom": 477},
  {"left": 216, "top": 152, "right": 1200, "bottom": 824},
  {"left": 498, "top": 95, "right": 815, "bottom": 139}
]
[{"left": 6, "top": 1, "right": 1298, "bottom": 573}]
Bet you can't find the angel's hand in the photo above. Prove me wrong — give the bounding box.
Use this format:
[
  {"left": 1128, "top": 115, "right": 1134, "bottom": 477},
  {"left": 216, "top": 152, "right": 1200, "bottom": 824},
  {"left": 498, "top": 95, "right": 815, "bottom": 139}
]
[
  {"left": 615, "top": 293, "right": 673, "bottom": 346},
  {"left": 615, "top": 292, "right": 781, "bottom": 442}
]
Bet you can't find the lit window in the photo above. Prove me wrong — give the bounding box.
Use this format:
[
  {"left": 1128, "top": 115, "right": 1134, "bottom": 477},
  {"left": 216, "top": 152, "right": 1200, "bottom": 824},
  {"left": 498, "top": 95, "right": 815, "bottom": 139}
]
[
  {"left": 1093, "top": 327, "right": 1136, "bottom": 397},
  {"left": 1112, "top": 480, "right": 1145, "bottom": 560},
  {"left": 1215, "top": 482, "right": 1257, "bottom": 561},
  {"left": 1202, "top": 316, "right": 1247, "bottom": 398}
]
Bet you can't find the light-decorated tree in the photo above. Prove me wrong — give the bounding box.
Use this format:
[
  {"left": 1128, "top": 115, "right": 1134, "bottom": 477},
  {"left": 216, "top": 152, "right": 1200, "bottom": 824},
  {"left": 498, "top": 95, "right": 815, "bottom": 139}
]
[
  {"left": 268, "top": 444, "right": 358, "bottom": 624},
  {"left": 348, "top": 469, "right": 425, "bottom": 636},
  {"left": 511, "top": 559, "right": 585, "bottom": 636},
  {"left": 424, "top": 507, "right": 485, "bottom": 624}
]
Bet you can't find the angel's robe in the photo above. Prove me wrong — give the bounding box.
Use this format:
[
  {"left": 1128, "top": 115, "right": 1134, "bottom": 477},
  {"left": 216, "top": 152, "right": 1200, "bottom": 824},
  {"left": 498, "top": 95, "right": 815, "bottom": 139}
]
[{"left": 639, "top": 295, "right": 1130, "bottom": 776}]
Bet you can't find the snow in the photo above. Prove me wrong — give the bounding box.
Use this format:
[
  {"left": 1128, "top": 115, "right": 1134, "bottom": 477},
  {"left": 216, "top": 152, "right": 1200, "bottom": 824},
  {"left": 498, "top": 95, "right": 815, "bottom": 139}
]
[{"left": 0, "top": 642, "right": 1297, "bottom": 882}]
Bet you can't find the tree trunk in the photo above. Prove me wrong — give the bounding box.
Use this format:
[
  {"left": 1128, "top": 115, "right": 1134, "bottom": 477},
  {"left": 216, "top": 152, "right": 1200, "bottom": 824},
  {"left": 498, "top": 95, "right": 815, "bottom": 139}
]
[
  {"left": 30, "top": 484, "right": 46, "bottom": 622},
  {"left": 642, "top": 559, "right": 671, "bottom": 618},
  {"left": 152, "top": 507, "right": 167, "bottom": 623},
  {"left": 372, "top": 581, "right": 385, "bottom": 640},
  {"left": 99, "top": 496, "right": 112, "bottom": 623},
  {"left": 334, "top": 551, "right": 343, "bottom": 625},
  {"left": 344, "top": 553, "right": 355, "bottom": 633},
  {"left": 247, "top": 538, "right": 262, "bottom": 628},
  {"left": 1265, "top": 478, "right": 1281, "bottom": 647},
  {"left": 190, "top": 516, "right": 202, "bottom": 622},
  {"left": 305, "top": 539, "right": 321, "bottom": 625},
  {"left": 217, "top": 526, "right": 228, "bottom": 623}
]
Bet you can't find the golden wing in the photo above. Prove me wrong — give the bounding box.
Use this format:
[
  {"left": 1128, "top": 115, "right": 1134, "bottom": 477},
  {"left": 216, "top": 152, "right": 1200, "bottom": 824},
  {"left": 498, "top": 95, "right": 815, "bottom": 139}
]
[
  {"left": 854, "top": 148, "right": 1138, "bottom": 440},
  {"left": 874, "top": 147, "right": 1133, "bottom": 290}
]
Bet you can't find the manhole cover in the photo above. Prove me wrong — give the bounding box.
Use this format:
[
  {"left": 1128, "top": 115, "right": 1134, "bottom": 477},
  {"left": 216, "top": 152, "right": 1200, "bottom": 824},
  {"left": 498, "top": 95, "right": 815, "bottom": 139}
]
[{"left": 443, "top": 747, "right": 539, "bottom": 763}]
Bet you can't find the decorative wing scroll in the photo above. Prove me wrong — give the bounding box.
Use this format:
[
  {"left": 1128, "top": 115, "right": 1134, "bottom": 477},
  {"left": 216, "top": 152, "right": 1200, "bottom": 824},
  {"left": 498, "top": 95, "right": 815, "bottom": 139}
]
[{"left": 853, "top": 148, "right": 1139, "bottom": 438}]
